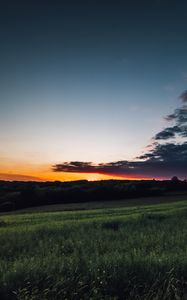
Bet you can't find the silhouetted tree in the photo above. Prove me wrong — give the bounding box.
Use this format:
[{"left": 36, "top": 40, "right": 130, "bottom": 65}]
[{"left": 171, "top": 176, "right": 180, "bottom": 182}]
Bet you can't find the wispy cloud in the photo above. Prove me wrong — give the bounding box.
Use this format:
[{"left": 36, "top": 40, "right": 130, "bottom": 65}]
[
  {"left": 0, "top": 173, "right": 43, "bottom": 181},
  {"left": 155, "top": 106, "right": 187, "bottom": 140},
  {"left": 179, "top": 90, "right": 187, "bottom": 103},
  {"left": 163, "top": 84, "right": 175, "bottom": 92}
]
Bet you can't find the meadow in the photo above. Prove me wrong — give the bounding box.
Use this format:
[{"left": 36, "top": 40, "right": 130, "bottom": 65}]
[{"left": 0, "top": 199, "right": 187, "bottom": 299}]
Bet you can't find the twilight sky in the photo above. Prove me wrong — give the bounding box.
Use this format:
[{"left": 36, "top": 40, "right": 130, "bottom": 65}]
[{"left": 1, "top": 0, "right": 187, "bottom": 181}]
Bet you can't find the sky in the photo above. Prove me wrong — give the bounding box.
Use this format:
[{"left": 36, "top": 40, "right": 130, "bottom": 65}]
[{"left": 1, "top": 0, "right": 187, "bottom": 181}]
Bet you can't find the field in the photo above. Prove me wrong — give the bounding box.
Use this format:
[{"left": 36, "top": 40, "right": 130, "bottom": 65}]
[{"left": 0, "top": 199, "right": 187, "bottom": 299}]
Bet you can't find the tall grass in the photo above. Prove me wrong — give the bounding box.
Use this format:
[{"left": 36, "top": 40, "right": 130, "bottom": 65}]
[{"left": 0, "top": 201, "right": 187, "bottom": 299}]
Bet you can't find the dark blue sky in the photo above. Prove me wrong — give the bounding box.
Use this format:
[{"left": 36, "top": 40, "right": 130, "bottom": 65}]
[{"left": 1, "top": 0, "right": 187, "bottom": 180}]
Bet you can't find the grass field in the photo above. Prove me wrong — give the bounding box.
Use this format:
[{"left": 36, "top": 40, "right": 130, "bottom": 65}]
[
  {"left": 0, "top": 199, "right": 187, "bottom": 299},
  {"left": 6, "top": 192, "right": 187, "bottom": 214}
]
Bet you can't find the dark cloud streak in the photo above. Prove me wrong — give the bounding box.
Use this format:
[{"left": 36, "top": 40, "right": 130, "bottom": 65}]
[
  {"left": 53, "top": 142, "right": 187, "bottom": 179},
  {"left": 154, "top": 126, "right": 181, "bottom": 140},
  {"left": 53, "top": 90, "right": 187, "bottom": 179}
]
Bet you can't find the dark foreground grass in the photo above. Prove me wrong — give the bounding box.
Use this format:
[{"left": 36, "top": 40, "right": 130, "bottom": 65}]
[{"left": 0, "top": 200, "right": 187, "bottom": 299}]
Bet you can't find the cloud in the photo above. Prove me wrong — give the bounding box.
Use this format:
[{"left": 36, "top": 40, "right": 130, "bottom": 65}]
[
  {"left": 163, "top": 84, "right": 175, "bottom": 92},
  {"left": 138, "top": 142, "right": 187, "bottom": 162},
  {"left": 154, "top": 126, "right": 181, "bottom": 140},
  {"left": 164, "top": 113, "right": 176, "bottom": 121},
  {"left": 0, "top": 173, "right": 43, "bottom": 181},
  {"left": 155, "top": 99, "right": 187, "bottom": 141},
  {"left": 53, "top": 142, "right": 187, "bottom": 179},
  {"left": 164, "top": 107, "right": 187, "bottom": 125},
  {"left": 155, "top": 113, "right": 187, "bottom": 140},
  {"left": 53, "top": 161, "right": 140, "bottom": 175},
  {"left": 174, "top": 107, "right": 187, "bottom": 125},
  {"left": 179, "top": 90, "right": 187, "bottom": 102},
  {"left": 53, "top": 162, "right": 94, "bottom": 173},
  {"left": 53, "top": 90, "right": 187, "bottom": 179}
]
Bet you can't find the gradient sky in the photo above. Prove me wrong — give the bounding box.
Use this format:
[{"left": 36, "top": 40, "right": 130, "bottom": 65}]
[{"left": 1, "top": 0, "right": 187, "bottom": 181}]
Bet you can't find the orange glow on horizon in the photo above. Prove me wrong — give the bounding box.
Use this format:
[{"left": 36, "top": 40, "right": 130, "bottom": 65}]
[
  {"left": 0, "top": 170, "right": 156, "bottom": 182},
  {"left": 0, "top": 161, "right": 160, "bottom": 182}
]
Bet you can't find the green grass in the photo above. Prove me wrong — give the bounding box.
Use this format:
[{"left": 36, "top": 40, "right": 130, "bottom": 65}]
[{"left": 0, "top": 200, "right": 187, "bottom": 299}]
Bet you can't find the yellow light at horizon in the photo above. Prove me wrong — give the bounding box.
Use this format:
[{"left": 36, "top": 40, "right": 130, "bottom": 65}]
[{"left": 0, "top": 159, "right": 156, "bottom": 182}]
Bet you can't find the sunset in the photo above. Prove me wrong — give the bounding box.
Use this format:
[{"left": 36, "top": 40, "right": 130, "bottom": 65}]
[
  {"left": 1, "top": 1, "right": 187, "bottom": 181},
  {"left": 1, "top": 1, "right": 187, "bottom": 299}
]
